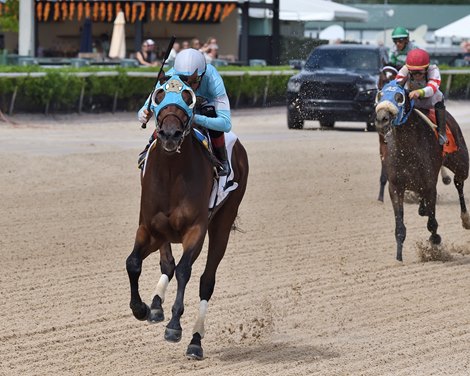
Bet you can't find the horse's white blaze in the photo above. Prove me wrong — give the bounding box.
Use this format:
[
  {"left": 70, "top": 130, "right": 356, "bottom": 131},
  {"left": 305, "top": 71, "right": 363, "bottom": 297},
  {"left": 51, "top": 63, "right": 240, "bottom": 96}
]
[
  {"left": 192, "top": 300, "right": 209, "bottom": 338},
  {"left": 375, "top": 101, "right": 398, "bottom": 117},
  {"left": 152, "top": 274, "right": 169, "bottom": 303}
]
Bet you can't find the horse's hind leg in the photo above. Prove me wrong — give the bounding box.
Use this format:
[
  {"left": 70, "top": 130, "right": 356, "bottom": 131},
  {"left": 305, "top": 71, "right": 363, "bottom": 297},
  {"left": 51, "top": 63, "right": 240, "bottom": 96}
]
[
  {"left": 455, "top": 178, "right": 470, "bottom": 229},
  {"left": 148, "top": 242, "right": 175, "bottom": 323},
  {"left": 186, "top": 199, "right": 241, "bottom": 360},
  {"left": 441, "top": 167, "right": 452, "bottom": 185},
  {"left": 126, "top": 226, "right": 159, "bottom": 321}
]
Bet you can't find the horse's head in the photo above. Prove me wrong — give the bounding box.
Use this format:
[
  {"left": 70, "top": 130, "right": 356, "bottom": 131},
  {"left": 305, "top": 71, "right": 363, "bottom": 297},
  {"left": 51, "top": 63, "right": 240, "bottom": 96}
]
[
  {"left": 150, "top": 75, "right": 197, "bottom": 153},
  {"left": 378, "top": 65, "right": 398, "bottom": 90},
  {"left": 375, "top": 79, "right": 413, "bottom": 134}
]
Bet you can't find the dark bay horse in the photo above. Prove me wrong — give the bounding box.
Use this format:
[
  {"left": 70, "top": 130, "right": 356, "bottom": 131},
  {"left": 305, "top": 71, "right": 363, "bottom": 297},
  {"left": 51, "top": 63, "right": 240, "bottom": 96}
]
[
  {"left": 376, "top": 66, "right": 451, "bottom": 202},
  {"left": 375, "top": 79, "right": 470, "bottom": 261},
  {"left": 126, "top": 76, "right": 249, "bottom": 359}
]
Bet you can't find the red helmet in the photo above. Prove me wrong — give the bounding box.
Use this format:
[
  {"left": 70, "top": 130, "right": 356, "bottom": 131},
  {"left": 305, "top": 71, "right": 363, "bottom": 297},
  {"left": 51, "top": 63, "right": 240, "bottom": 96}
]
[{"left": 405, "top": 49, "right": 430, "bottom": 71}]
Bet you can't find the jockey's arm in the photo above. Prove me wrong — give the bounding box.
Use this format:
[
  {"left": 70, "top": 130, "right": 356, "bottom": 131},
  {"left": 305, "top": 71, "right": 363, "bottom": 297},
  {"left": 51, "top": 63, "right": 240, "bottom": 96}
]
[
  {"left": 137, "top": 93, "right": 153, "bottom": 123},
  {"left": 194, "top": 94, "right": 231, "bottom": 132}
]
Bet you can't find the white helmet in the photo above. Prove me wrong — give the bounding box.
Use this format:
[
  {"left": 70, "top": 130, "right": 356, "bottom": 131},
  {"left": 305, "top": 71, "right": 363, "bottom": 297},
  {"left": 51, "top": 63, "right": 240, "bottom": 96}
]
[{"left": 173, "top": 48, "right": 206, "bottom": 76}]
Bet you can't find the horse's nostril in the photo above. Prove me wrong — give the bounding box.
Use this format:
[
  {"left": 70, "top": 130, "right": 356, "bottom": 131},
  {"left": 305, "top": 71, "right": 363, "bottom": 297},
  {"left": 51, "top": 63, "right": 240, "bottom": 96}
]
[{"left": 173, "top": 131, "right": 183, "bottom": 139}]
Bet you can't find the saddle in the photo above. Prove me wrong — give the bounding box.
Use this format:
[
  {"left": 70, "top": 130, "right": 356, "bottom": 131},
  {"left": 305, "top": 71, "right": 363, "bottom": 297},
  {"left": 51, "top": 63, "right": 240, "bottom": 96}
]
[
  {"left": 192, "top": 128, "right": 238, "bottom": 211},
  {"left": 419, "top": 109, "right": 458, "bottom": 155}
]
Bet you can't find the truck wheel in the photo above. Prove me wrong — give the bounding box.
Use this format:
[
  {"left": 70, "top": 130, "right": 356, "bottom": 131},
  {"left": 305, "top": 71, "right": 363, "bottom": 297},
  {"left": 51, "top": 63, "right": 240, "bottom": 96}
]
[
  {"left": 287, "top": 111, "right": 304, "bottom": 129},
  {"left": 319, "top": 120, "right": 335, "bottom": 128}
]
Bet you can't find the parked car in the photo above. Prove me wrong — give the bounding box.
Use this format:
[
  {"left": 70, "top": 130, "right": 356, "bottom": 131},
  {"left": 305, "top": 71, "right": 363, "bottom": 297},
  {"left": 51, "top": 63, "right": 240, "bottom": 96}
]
[{"left": 286, "top": 44, "right": 389, "bottom": 131}]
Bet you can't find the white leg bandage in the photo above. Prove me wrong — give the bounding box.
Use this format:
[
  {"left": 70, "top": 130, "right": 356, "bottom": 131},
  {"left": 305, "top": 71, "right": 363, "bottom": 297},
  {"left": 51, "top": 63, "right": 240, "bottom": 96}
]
[
  {"left": 151, "top": 274, "right": 169, "bottom": 303},
  {"left": 192, "top": 300, "right": 209, "bottom": 339}
]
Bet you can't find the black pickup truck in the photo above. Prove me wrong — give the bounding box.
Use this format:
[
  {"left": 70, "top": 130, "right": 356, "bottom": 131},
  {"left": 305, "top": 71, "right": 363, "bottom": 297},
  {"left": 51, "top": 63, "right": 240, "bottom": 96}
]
[{"left": 286, "top": 44, "right": 389, "bottom": 131}]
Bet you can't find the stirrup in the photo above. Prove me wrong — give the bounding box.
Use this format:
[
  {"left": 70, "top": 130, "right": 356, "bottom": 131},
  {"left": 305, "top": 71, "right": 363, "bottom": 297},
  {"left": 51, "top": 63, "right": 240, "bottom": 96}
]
[
  {"left": 218, "top": 161, "right": 231, "bottom": 177},
  {"left": 137, "top": 152, "right": 146, "bottom": 170},
  {"left": 438, "top": 133, "right": 448, "bottom": 146}
]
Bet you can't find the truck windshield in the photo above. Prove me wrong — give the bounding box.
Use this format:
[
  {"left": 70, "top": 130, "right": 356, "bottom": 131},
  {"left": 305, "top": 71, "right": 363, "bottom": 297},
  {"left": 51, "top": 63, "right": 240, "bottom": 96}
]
[{"left": 304, "top": 49, "right": 380, "bottom": 72}]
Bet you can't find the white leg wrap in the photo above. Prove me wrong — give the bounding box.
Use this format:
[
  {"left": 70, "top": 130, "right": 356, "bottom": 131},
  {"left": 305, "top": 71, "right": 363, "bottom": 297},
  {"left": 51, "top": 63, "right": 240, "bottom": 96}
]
[
  {"left": 151, "top": 274, "right": 169, "bottom": 303},
  {"left": 192, "top": 300, "right": 209, "bottom": 339}
]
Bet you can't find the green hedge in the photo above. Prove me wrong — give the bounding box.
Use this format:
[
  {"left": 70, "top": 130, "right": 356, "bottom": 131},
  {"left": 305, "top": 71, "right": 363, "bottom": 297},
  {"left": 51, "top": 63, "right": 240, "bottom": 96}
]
[
  {"left": 1, "top": 65, "right": 469, "bottom": 114},
  {"left": 0, "top": 65, "right": 294, "bottom": 114}
]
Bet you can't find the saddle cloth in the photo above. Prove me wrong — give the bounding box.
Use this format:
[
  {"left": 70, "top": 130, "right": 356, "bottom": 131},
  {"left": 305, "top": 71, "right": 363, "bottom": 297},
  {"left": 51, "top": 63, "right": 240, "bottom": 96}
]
[{"left": 208, "top": 131, "right": 239, "bottom": 210}]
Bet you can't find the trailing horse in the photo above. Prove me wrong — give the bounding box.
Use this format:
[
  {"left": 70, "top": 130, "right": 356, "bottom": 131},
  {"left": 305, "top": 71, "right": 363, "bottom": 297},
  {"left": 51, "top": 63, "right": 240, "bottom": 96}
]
[
  {"left": 375, "top": 79, "right": 470, "bottom": 261},
  {"left": 126, "top": 75, "right": 249, "bottom": 359},
  {"left": 376, "top": 67, "right": 451, "bottom": 202}
]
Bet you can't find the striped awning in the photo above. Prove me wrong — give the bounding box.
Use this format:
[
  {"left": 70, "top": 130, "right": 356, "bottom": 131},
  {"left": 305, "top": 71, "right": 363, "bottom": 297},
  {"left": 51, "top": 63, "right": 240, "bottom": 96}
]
[{"left": 34, "top": 1, "right": 238, "bottom": 23}]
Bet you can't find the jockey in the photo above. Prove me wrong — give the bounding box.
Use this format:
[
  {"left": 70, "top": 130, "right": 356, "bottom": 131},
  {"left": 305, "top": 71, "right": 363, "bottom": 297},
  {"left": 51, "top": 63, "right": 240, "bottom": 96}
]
[
  {"left": 396, "top": 48, "right": 447, "bottom": 146},
  {"left": 389, "top": 27, "right": 417, "bottom": 70},
  {"left": 138, "top": 48, "right": 231, "bottom": 176}
]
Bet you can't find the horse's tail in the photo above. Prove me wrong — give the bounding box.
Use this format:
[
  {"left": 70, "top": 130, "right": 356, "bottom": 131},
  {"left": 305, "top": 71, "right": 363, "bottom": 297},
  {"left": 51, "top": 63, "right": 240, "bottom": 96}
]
[{"left": 446, "top": 111, "right": 468, "bottom": 151}]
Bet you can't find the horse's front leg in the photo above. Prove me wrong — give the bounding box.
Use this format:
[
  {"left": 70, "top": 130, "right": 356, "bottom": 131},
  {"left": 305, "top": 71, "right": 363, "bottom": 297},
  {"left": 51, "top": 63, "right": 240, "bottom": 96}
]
[
  {"left": 423, "top": 188, "right": 441, "bottom": 245},
  {"left": 378, "top": 135, "right": 388, "bottom": 202},
  {"left": 126, "top": 225, "right": 161, "bottom": 321},
  {"left": 148, "top": 242, "right": 175, "bottom": 323},
  {"left": 165, "top": 225, "right": 206, "bottom": 343},
  {"left": 378, "top": 161, "right": 388, "bottom": 202},
  {"left": 389, "top": 183, "right": 406, "bottom": 261}
]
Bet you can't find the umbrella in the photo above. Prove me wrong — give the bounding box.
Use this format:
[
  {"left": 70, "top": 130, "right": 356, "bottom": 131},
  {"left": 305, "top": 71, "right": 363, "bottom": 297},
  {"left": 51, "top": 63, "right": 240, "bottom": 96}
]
[
  {"left": 108, "top": 11, "right": 126, "bottom": 59},
  {"left": 79, "top": 18, "right": 93, "bottom": 53}
]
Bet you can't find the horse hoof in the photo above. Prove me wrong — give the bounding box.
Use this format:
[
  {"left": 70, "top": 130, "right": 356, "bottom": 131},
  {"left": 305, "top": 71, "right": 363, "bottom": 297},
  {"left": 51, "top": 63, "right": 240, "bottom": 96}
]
[
  {"left": 186, "top": 344, "right": 204, "bottom": 360},
  {"left": 442, "top": 176, "right": 452, "bottom": 185},
  {"left": 147, "top": 309, "right": 164, "bottom": 323},
  {"left": 164, "top": 327, "right": 182, "bottom": 343},
  {"left": 131, "top": 303, "right": 150, "bottom": 321},
  {"left": 429, "top": 234, "right": 442, "bottom": 245}
]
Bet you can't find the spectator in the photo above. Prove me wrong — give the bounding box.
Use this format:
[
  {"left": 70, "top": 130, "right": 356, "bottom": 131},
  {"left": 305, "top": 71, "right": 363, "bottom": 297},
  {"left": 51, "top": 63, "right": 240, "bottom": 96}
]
[
  {"left": 190, "top": 38, "right": 201, "bottom": 50},
  {"left": 201, "top": 36, "right": 217, "bottom": 53},
  {"left": 460, "top": 40, "right": 470, "bottom": 63},
  {"left": 181, "top": 40, "right": 190, "bottom": 50},
  {"left": 166, "top": 42, "right": 181, "bottom": 66},
  {"left": 135, "top": 39, "right": 159, "bottom": 67},
  {"left": 204, "top": 43, "right": 218, "bottom": 64}
]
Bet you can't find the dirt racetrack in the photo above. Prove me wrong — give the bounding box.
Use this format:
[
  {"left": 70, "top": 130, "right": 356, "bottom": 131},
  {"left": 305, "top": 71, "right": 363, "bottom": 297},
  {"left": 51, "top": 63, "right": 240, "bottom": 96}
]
[{"left": 1, "top": 103, "right": 470, "bottom": 376}]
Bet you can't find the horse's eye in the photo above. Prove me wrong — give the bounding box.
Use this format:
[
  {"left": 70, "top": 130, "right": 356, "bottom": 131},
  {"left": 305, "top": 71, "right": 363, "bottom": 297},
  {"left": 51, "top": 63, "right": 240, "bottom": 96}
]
[
  {"left": 395, "top": 92, "right": 405, "bottom": 105},
  {"left": 152, "top": 89, "right": 165, "bottom": 105},
  {"left": 375, "top": 91, "right": 383, "bottom": 104}
]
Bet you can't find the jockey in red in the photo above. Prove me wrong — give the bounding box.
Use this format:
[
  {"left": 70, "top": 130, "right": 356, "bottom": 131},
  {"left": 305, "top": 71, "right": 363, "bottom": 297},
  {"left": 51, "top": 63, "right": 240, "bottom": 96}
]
[{"left": 396, "top": 48, "right": 447, "bottom": 145}]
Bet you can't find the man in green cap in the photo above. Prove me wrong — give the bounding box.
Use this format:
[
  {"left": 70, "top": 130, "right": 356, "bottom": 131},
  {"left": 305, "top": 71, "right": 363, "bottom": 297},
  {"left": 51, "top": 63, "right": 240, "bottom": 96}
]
[{"left": 389, "top": 27, "right": 417, "bottom": 69}]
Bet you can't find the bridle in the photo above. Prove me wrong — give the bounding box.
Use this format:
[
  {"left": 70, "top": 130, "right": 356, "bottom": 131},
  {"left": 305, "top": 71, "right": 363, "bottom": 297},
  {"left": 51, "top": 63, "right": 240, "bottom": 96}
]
[{"left": 376, "top": 80, "right": 414, "bottom": 128}]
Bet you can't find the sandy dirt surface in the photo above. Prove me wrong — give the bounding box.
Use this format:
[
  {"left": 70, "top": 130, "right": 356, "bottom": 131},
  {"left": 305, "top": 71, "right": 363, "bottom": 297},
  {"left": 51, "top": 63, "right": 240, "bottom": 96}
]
[{"left": 1, "top": 103, "right": 470, "bottom": 376}]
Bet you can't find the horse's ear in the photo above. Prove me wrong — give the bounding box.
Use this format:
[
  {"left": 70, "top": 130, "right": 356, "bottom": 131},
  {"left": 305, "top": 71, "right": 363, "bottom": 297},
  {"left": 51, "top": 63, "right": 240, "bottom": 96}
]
[{"left": 158, "top": 71, "right": 169, "bottom": 85}]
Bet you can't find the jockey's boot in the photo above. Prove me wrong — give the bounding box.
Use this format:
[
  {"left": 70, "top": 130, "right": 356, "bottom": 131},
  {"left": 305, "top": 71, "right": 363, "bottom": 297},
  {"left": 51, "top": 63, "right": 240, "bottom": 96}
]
[
  {"left": 435, "top": 101, "right": 448, "bottom": 146},
  {"left": 138, "top": 131, "right": 157, "bottom": 170},
  {"left": 211, "top": 134, "right": 230, "bottom": 177}
]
